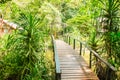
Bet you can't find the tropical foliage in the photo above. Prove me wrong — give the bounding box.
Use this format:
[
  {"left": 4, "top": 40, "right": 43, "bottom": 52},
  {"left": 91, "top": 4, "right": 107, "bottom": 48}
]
[{"left": 0, "top": 0, "right": 120, "bottom": 80}]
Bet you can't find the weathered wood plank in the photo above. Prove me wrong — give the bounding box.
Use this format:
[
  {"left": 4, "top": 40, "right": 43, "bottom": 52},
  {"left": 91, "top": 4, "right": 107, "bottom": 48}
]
[{"left": 55, "top": 40, "right": 99, "bottom": 80}]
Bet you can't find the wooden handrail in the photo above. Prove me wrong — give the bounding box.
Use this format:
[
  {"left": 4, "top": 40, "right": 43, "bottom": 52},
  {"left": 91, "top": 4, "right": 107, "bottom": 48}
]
[
  {"left": 63, "top": 35, "right": 117, "bottom": 72},
  {"left": 51, "top": 35, "right": 61, "bottom": 80}
]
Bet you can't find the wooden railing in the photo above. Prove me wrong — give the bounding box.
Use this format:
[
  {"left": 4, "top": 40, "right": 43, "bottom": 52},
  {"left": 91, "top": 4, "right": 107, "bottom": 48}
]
[
  {"left": 63, "top": 35, "right": 117, "bottom": 80},
  {"left": 51, "top": 35, "right": 61, "bottom": 80}
]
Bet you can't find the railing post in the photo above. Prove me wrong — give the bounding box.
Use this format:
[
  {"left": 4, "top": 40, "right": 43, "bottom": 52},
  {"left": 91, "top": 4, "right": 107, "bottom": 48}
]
[
  {"left": 73, "top": 39, "right": 75, "bottom": 49},
  {"left": 51, "top": 35, "right": 55, "bottom": 61},
  {"left": 69, "top": 36, "right": 70, "bottom": 45},
  {"left": 67, "top": 35, "right": 69, "bottom": 43},
  {"left": 64, "top": 36, "right": 66, "bottom": 42},
  {"left": 56, "top": 73, "right": 61, "bottom": 80},
  {"left": 65, "top": 35, "right": 67, "bottom": 43},
  {"left": 89, "top": 51, "right": 92, "bottom": 68},
  {"left": 51, "top": 35, "right": 61, "bottom": 80},
  {"left": 80, "top": 42, "right": 82, "bottom": 55}
]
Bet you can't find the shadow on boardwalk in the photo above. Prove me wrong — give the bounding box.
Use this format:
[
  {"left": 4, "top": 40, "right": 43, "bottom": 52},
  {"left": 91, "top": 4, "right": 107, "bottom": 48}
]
[{"left": 55, "top": 40, "right": 99, "bottom": 80}]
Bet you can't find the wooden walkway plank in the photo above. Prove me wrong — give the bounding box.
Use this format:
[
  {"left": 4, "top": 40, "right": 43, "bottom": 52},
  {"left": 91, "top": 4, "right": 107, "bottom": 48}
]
[{"left": 55, "top": 40, "right": 99, "bottom": 80}]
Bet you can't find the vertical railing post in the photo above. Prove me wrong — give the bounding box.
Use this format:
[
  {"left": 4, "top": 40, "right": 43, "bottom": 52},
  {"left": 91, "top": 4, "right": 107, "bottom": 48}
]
[
  {"left": 56, "top": 73, "right": 61, "bottom": 80},
  {"left": 73, "top": 39, "right": 75, "bottom": 49},
  {"left": 65, "top": 35, "right": 66, "bottom": 43},
  {"left": 51, "top": 35, "right": 55, "bottom": 61},
  {"left": 80, "top": 42, "right": 82, "bottom": 55},
  {"left": 66, "top": 35, "right": 68, "bottom": 43},
  {"left": 65, "top": 35, "right": 67, "bottom": 43},
  {"left": 69, "top": 36, "right": 70, "bottom": 45},
  {"left": 67, "top": 35, "right": 69, "bottom": 43},
  {"left": 51, "top": 35, "right": 61, "bottom": 80},
  {"left": 89, "top": 51, "right": 92, "bottom": 68}
]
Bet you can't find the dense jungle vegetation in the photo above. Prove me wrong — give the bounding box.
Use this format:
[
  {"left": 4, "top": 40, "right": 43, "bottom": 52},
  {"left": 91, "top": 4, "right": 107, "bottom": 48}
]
[{"left": 0, "top": 0, "right": 120, "bottom": 80}]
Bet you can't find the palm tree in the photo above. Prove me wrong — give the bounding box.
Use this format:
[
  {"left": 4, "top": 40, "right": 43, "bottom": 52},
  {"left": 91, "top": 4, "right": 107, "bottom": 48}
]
[{"left": 99, "top": 0, "right": 120, "bottom": 79}]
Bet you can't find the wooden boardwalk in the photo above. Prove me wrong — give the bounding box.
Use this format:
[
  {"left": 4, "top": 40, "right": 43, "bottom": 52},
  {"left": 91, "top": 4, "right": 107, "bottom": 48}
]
[{"left": 55, "top": 40, "right": 99, "bottom": 80}]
